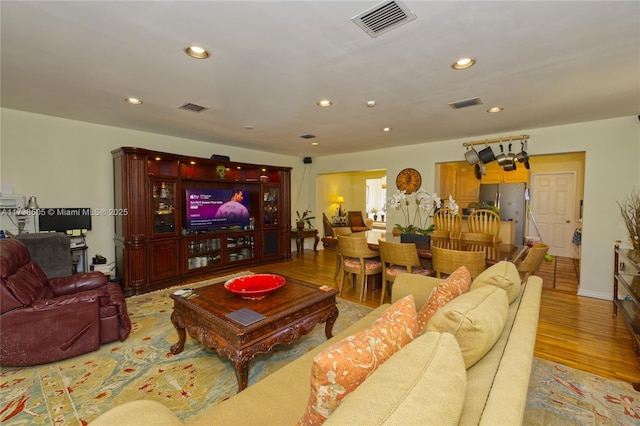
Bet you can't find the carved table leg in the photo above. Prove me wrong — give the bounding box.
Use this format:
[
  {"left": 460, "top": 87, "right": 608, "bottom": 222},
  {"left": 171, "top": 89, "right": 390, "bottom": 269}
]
[
  {"left": 313, "top": 234, "right": 319, "bottom": 253},
  {"left": 324, "top": 306, "right": 339, "bottom": 339},
  {"left": 170, "top": 311, "right": 186, "bottom": 354},
  {"left": 233, "top": 356, "right": 251, "bottom": 392},
  {"left": 296, "top": 237, "right": 302, "bottom": 257}
]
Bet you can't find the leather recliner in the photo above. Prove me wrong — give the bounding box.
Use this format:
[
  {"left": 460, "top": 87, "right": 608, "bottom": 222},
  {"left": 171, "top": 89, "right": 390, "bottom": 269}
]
[{"left": 0, "top": 238, "right": 132, "bottom": 366}]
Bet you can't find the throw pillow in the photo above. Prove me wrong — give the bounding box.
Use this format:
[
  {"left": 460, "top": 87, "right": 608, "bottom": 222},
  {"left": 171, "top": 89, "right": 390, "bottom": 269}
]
[
  {"left": 470, "top": 260, "right": 521, "bottom": 303},
  {"left": 324, "top": 332, "right": 466, "bottom": 426},
  {"left": 298, "top": 295, "right": 417, "bottom": 425},
  {"left": 417, "top": 266, "right": 471, "bottom": 329},
  {"left": 425, "top": 285, "right": 509, "bottom": 368}
]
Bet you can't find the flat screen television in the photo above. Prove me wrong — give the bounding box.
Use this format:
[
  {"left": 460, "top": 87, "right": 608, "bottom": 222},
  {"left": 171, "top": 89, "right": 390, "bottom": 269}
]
[{"left": 185, "top": 189, "right": 251, "bottom": 230}]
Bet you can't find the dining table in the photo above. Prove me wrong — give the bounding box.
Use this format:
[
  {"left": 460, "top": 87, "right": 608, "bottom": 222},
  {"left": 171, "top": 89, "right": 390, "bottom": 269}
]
[{"left": 323, "top": 229, "right": 527, "bottom": 265}]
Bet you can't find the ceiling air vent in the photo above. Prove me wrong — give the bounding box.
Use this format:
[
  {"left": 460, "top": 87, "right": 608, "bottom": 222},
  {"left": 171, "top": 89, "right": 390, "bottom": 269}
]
[
  {"left": 352, "top": 0, "right": 417, "bottom": 38},
  {"left": 448, "top": 97, "right": 483, "bottom": 110},
  {"left": 179, "top": 103, "right": 208, "bottom": 113}
]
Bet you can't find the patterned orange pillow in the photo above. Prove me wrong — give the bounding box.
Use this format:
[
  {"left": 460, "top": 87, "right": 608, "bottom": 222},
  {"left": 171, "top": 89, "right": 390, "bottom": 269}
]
[
  {"left": 418, "top": 266, "right": 471, "bottom": 329},
  {"left": 298, "top": 295, "right": 417, "bottom": 425}
]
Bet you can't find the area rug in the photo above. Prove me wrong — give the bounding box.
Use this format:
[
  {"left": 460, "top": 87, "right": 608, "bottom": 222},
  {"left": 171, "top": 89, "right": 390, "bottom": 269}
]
[
  {"left": 524, "top": 357, "right": 640, "bottom": 425},
  {"left": 0, "top": 271, "right": 373, "bottom": 425}
]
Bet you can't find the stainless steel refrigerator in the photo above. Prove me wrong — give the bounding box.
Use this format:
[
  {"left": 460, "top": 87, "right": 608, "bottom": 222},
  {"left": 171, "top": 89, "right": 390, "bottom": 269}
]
[{"left": 478, "top": 183, "right": 526, "bottom": 245}]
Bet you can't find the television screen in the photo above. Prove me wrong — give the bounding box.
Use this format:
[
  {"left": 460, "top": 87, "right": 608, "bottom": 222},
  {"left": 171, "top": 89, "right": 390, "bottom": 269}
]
[{"left": 185, "top": 189, "right": 250, "bottom": 229}]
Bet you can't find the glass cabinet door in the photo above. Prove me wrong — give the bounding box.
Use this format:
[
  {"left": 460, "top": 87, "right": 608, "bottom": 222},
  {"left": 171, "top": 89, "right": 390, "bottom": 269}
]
[
  {"left": 226, "top": 233, "right": 256, "bottom": 263},
  {"left": 185, "top": 237, "right": 222, "bottom": 271},
  {"left": 151, "top": 179, "right": 178, "bottom": 237},
  {"left": 263, "top": 185, "right": 279, "bottom": 227}
]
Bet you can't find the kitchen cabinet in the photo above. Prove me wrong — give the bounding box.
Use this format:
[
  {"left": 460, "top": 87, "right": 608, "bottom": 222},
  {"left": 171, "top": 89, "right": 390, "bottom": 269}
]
[
  {"left": 481, "top": 162, "right": 529, "bottom": 184},
  {"left": 455, "top": 171, "right": 479, "bottom": 208}
]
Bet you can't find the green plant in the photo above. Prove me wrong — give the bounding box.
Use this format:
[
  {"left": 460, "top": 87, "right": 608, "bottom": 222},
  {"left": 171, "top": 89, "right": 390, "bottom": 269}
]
[
  {"left": 617, "top": 188, "right": 640, "bottom": 250},
  {"left": 296, "top": 209, "right": 315, "bottom": 227}
]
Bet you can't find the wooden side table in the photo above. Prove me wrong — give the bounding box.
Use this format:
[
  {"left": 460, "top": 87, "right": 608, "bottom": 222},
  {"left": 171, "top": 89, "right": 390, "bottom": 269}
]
[{"left": 291, "top": 228, "right": 319, "bottom": 257}]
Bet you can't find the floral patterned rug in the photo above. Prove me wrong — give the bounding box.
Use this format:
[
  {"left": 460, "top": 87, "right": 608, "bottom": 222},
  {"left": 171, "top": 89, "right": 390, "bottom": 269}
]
[
  {"left": 1, "top": 271, "right": 638, "bottom": 426},
  {"left": 524, "top": 357, "right": 640, "bottom": 425},
  {"left": 0, "top": 271, "right": 372, "bottom": 425}
]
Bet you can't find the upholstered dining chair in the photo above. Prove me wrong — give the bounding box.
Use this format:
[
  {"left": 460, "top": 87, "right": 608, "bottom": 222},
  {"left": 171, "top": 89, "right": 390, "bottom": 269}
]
[
  {"left": 378, "top": 240, "right": 431, "bottom": 305},
  {"left": 433, "top": 207, "right": 462, "bottom": 239},
  {"left": 431, "top": 245, "right": 487, "bottom": 280},
  {"left": 467, "top": 209, "right": 501, "bottom": 242},
  {"left": 347, "top": 211, "right": 371, "bottom": 232},
  {"left": 337, "top": 235, "right": 383, "bottom": 303},
  {"left": 515, "top": 243, "right": 549, "bottom": 282},
  {"left": 332, "top": 227, "right": 353, "bottom": 278}
]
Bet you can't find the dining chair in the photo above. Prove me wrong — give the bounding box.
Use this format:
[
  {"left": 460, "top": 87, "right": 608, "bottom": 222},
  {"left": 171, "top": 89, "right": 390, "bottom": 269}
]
[
  {"left": 515, "top": 243, "right": 549, "bottom": 282},
  {"left": 433, "top": 207, "right": 462, "bottom": 239},
  {"left": 337, "top": 235, "right": 383, "bottom": 303},
  {"left": 378, "top": 240, "right": 431, "bottom": 305},
  {"left": 429, "top": 230, "right": 451, "bottom": 239},
  {"left": 332, "top": 227, "right": 353, "bottom": 278},
  {"left": 347, "top": 211, "right": 371, "bottom": 232},
  {"left": 431, "top": 245, "right": 487, "bottom": 280},
  {"left": 467, "top": 209, "right": 501, "bottom": 242}
]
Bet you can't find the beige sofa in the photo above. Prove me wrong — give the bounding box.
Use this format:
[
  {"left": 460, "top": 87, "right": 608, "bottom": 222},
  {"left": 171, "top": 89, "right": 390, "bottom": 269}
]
[{"left": 90, "top": 263, "right": 542, "bottom": 426}]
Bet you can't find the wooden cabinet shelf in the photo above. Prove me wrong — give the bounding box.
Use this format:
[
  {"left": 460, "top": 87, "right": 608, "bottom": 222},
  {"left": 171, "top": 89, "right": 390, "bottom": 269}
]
[
  {"left": 113, "top": 147, "right": 292, "bottom": 296},
  {"left": 613, "top": 242, "right": 640, "bottom": 391}
]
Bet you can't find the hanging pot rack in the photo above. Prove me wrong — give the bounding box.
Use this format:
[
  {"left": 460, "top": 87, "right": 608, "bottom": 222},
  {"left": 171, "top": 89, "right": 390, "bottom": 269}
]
[{"left": 462, "top": 134, "right": 529, "bottom": 147}]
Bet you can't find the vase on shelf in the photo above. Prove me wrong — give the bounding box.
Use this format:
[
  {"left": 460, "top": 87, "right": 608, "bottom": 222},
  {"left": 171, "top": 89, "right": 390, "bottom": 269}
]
[{"left": 296, "top": 221, "right": 305, "bottom": 230}]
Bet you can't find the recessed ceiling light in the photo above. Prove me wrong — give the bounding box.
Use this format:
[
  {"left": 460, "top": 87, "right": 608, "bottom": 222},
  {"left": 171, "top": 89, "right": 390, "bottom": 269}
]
[
  {"left": 317, "top": 99, "right": 332, "bottom": 107},
  {"left": 310, "top": 142, "right": 319, "bottom": 146},
  {"left": 244, "top": 125, "right": 255, "bottom": 130},
  {"left": 451, "top": 57, "right": 476, "bottom": 70},
  {"left": 487, "top": 107, "right": 504, "bottom": 113},
  {"left": 366, "top": 100, "right": 376, "bottom": 107},
  {"left": 382, "top": 127, "right": 392, "bottom": 132},
  {"left": 184, "top": 45, "right": 210, "bottom": 59},
  {"left": 125, "top": 97, "right": 143, "bottom": 105}
]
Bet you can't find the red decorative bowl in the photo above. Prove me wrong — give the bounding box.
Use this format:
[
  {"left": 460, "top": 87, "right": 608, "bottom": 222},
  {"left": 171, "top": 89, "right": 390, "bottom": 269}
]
[{"left": 224, "top": 274, "right": 285, "bottom": 300}]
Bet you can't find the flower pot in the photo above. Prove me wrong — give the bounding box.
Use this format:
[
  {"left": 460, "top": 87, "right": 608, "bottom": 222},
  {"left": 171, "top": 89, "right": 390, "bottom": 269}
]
[
  {"left": 400, "top": 233, "right": 431, "bottom": 246},
  {"left": 296, "top": 221, "right": 305, "bottom": 230}
]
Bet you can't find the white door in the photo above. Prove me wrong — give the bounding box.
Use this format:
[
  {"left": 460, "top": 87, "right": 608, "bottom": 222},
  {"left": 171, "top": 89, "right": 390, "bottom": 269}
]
[{"left": 529, "top": 172, "right": 577, "bottom": 258}]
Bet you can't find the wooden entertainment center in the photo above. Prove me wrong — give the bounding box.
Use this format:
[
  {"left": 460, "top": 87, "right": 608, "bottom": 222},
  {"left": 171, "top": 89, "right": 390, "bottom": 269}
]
[{"left": 112, "top": 147, "right": 292, "bottom": 296}]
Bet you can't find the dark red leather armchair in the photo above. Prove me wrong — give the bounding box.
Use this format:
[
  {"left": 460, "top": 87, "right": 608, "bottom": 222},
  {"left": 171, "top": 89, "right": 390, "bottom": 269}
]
[{"left": 0, "top": 238, "right": 132, "bottom": 366}]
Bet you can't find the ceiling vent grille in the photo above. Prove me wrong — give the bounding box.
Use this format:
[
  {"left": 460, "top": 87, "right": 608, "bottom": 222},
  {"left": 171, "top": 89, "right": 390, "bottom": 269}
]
[
  {"left": 351, "top": 0, "right": 416, "bottom": 38},
  {"left": 179, "top": 103, "right": 208, "bottom": 113},
  {"left": 448, "top": 97, "right": 483, "bottom": 110}
]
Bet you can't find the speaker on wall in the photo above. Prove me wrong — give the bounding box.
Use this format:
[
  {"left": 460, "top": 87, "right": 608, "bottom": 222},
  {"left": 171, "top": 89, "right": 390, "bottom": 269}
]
[
  {"left": 211, "top": 154, "right": 230, "bottom": 161},
  {"left": 303, "top": 157, "right": 312, "bottom": 164}
]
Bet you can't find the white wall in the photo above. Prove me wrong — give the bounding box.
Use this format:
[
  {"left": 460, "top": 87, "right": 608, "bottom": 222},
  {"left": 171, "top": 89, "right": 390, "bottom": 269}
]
[{"left": 2, "top": 108, "right": 638, "bottom": 298}]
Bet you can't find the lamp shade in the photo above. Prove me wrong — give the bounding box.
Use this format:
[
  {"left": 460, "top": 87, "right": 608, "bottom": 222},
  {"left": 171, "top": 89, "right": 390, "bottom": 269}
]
[
  {"left": 27, "top": 196, "right": 39, "bottom": 209},
  {"left": 336, "top": 196, "right": 345, "bottom": 204}
]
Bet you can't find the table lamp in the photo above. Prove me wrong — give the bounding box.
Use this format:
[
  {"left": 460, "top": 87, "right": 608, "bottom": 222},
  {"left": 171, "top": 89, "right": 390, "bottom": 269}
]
[{"left": 336, "top": 196, "right": 344, "bottom": 217}]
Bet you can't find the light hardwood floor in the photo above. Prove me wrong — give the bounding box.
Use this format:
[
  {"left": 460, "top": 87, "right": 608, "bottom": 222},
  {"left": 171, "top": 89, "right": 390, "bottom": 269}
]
[{"left": 242, "top": 248, "right": 639, "bottom": 386}]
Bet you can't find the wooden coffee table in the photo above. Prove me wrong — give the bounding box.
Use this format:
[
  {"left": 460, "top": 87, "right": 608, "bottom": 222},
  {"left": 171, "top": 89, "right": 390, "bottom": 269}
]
[{"left": 170, "top": 275, "right": 339, "bottom": 392}]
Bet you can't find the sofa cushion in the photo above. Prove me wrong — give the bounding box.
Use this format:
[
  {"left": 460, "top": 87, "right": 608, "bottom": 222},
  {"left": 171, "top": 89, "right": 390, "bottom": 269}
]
[
  {"left": 324, "top": 332, "right": 466, "bottom": 426},
  {"left": 417, "top": 266, "right": 471, "bottom": 329},
  {"left": 470, "top": 260, "right": 521, "bottom": 303},
  {"left": 425, "top": 285, "right": 509, "bottom": 368},
  {"left": 299, "top": 295, "right": 417, "bottom": 425}
]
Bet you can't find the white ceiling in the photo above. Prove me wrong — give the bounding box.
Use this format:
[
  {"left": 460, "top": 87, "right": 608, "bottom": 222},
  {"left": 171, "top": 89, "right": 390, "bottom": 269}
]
[{"left": 1, "top": 1, "right": 639, "bottom": 158}]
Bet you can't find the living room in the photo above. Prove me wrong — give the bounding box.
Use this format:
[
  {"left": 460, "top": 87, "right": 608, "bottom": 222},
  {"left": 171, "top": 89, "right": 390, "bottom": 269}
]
[{"left": 1, "top": 1, "right": 639, "bottom": 424}]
